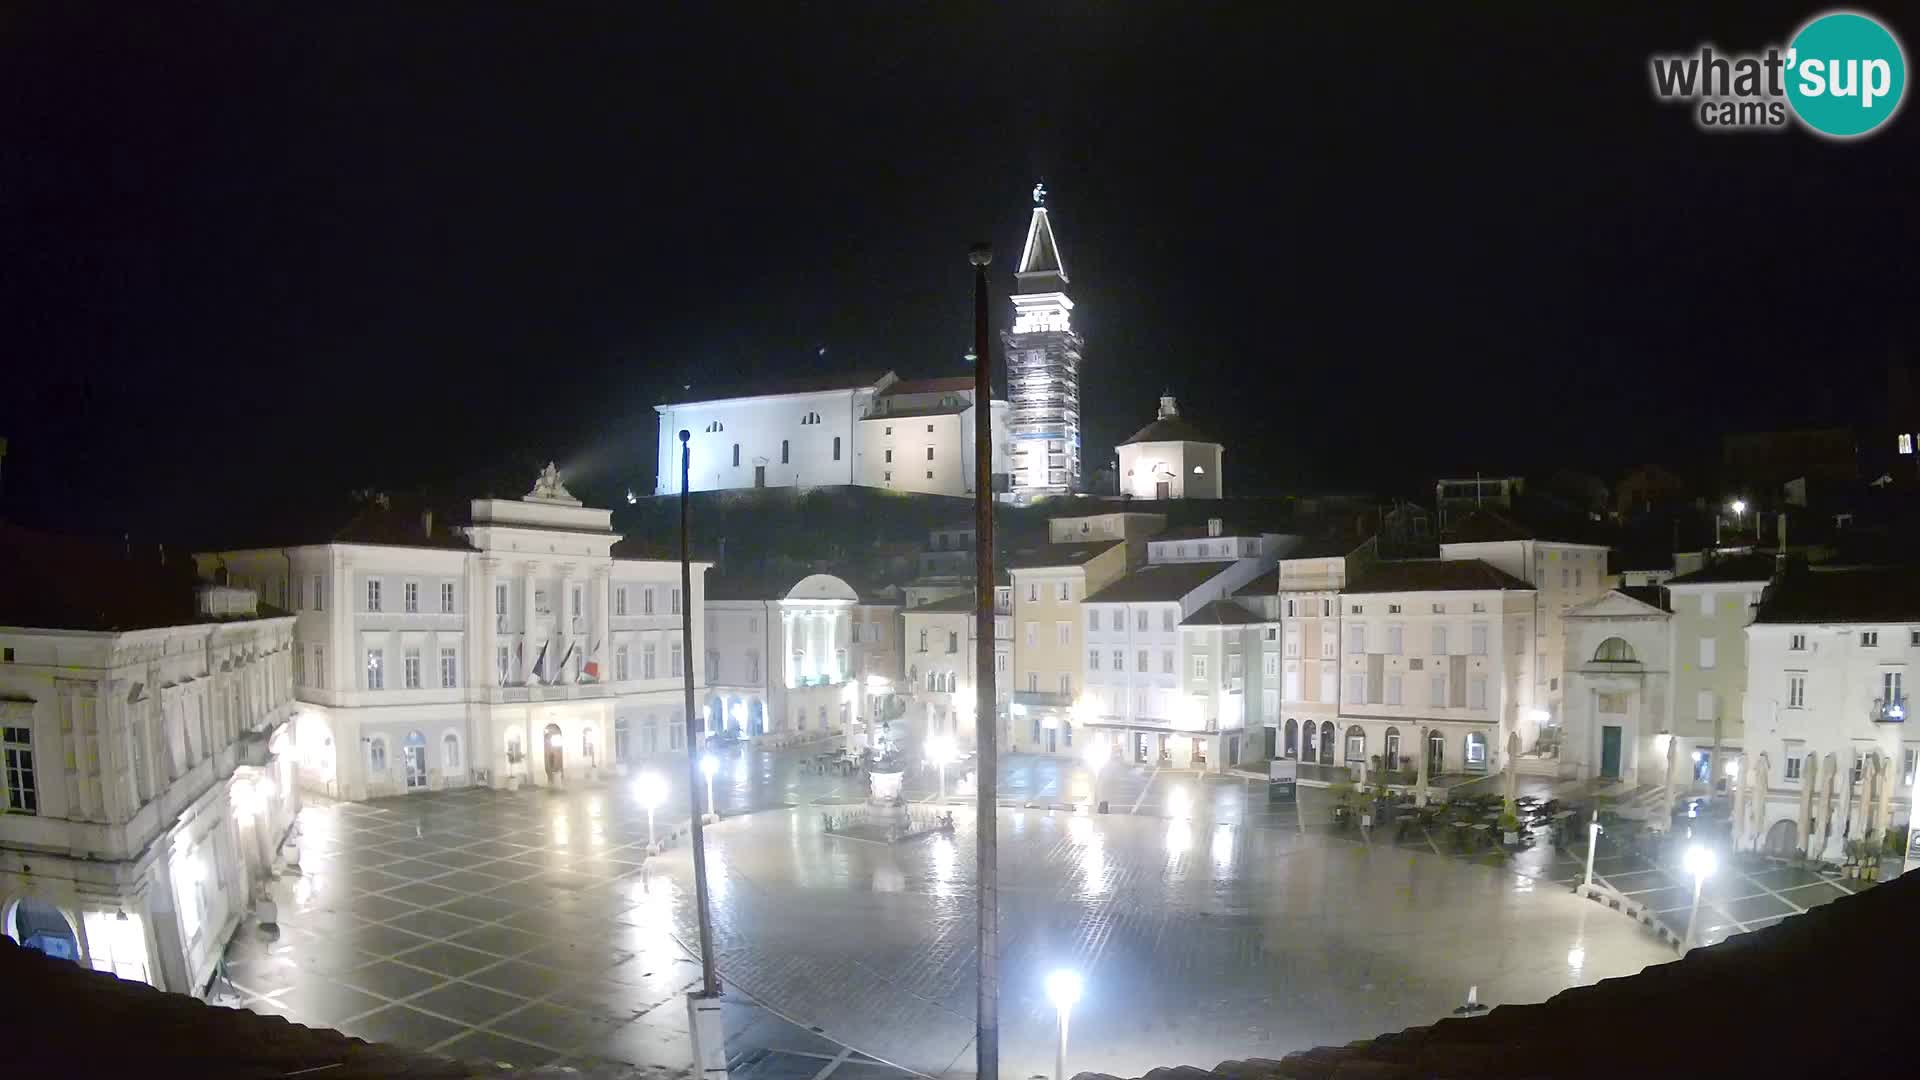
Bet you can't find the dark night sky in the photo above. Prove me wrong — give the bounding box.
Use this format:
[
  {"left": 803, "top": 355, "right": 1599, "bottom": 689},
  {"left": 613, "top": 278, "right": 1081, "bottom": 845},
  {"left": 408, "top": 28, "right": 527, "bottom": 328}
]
[{"left": 4, "top": 2, "right": 1915, "bottom": 545}]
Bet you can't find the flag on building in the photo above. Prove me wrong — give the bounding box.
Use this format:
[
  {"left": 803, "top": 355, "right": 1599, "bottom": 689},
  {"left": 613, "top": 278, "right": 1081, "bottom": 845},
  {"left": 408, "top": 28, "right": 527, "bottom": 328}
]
[
  {"left": 529, "top": 640, "right": 549, "bottom": 685},
  {"left": 558, "top": 641, "right": 577, "bottom": 681},
  {"left": 583, "top": 640, "right": 602, "bottom": 681}
]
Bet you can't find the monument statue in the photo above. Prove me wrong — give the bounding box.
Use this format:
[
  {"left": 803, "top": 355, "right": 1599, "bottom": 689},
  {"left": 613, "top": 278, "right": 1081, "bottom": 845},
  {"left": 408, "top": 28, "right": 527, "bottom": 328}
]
[{"left": 527, "top": 462, "right": 579, "bottom": 504}]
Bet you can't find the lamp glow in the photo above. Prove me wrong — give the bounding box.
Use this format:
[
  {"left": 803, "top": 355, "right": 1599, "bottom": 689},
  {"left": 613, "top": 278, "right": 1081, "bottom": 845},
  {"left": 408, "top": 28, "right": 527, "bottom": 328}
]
[
  {"left": 1044, "top": 969, "right": 1083, "bottom": 1011},
  {"left": 1730, "top": 499, "right": 1747, "bottom": 517},
  {"left": 700, "top": 754, "right": 720, "bottom": 780},
  {"left": 635, "top": 771, "right": 668, "bottom": 846},
  {"left": 1683, "top": 845, "right": 1716, "bottom": 881}
]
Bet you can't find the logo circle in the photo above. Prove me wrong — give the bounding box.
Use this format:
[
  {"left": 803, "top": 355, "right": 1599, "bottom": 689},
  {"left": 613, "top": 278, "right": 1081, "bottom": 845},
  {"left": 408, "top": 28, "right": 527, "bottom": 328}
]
[{"left": 1786, "top": 11, "right": 1907, "bottom": 137}]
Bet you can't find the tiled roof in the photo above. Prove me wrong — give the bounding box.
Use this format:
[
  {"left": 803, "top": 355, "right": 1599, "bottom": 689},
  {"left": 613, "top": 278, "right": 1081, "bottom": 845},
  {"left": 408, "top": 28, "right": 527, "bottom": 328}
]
[
  {"left": 1120, "top": 416, "right": 1219, "bottom": 446},
  {"left": 1085, "top": 562, "right": 1239, "bottom": 604},
  {"left": 907, "top": 593, "right": 977, "bottom": 613},
  {"left": 0, "top": 524, "right": 290, "bottom": 633},
  {"left": 1755, "top": 564, "right": 1920, "bottom": 624},
  {"left": 882, "top": 375, "right": 974, "bottom": 395},
  {"left": 1182, "top": 599, "right": 1266, "bottom": 626},
  {"left": 1617, "top": 585, "right": 1672, "bottom": 612},
  {"left": 1007, "top": 540, "right": 1121, "bottom": 570},
  {"left": 1233, "top": 568, "right": 1279, "bottom": 597},
  {"left": 1664, "top": 553, "right": 1777, "bottom": 586},
  {"left": 660, "top": 369, "right": 893, "bottom": 405},
  {"left": 1069, "top": 866, "right": 1920, "bottom": 1080},
  {"left": 1344, "top": 558, "right": 1534, "bottom": 594}
]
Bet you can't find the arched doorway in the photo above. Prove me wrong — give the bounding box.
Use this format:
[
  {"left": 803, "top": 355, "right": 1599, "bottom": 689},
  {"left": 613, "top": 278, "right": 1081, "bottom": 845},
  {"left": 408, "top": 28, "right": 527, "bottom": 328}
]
[
  {"left": 1764, "top": 818, "right": 1799, "bottom": 858},
  {"left": 1465, "top": 732, "right": 1489, "bottom": 772},
  {"left": 1427, "top": 730, "right": 1445, "bottom": 774},
  {"left": 1284, "top": 718, "right": 1298, "bottom": 758},
  {"left": 1384, "top": 727, "right": 1402, "bottom": 772},
  {"left": 749, "top": 699, "right": 765, "bottom": 736},
  {"left": 1344, "top": 725, "right": 1366, "bottom": 765},
  {"left": 403, "top": 730, "right": 428, "bottom": 791},
  {"left": 705, "top": 696, "right": 723, "bottom": 734},
  {"left": 1301, "top": 720, "right": 1316, "bottom": 760},
  {"left": 1319, "top": 721, "right": 1336, "bottom": 765},
  {"left": 5, "top": 897, "right": 78, "bottom": 962},
  {"left": 543, "top": 723, "right": 564, "bottom": 780}
]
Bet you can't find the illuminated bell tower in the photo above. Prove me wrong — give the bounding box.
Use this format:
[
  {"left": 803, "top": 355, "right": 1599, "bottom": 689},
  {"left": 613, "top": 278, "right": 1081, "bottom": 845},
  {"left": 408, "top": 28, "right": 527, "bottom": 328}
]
[{"left": 1003, "top": 183, "right": 1082, "bottom": 499}]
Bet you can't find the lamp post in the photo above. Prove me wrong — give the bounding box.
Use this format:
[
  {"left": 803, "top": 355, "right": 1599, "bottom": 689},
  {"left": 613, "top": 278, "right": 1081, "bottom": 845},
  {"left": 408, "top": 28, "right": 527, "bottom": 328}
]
[
  {"left": 676, "top": 429, "right": 725, "bottom": 1077},
  {"left": 700, "top": 753, "right": 720, "bottom": 822},
  {"left": 635, "top": 771, "right": 668, "bottom": 849},
  {"left": 969, "top": 239, "right": 1000, "bottom": 1080},
  {"left": 1044, "top": 969, "right": 1083, "bottom": 1080},
  {"left": 1083, "top": 736, "right": 1110, "bottom": 811},
  {"left": 927, "top": 734, "right": 957, "bottom": 802},
  {"left": 1583, "top": 810, "right": 1602, "bottom": 889},
  {"left": 1682, "top": 844, "right": 1717, "bottom": 951}
]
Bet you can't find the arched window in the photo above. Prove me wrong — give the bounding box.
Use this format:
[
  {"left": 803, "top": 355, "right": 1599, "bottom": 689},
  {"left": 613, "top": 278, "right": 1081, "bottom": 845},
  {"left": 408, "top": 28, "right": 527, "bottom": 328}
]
[
  {"left": 1384, "top": 726, "right": 1402, "bottom": 771},
  {"left": 1301, "top": 720, "right": 1315, "bottom": 758},
  {"left": 1593, "top": 637, "right": 1637, "bottom": 662},
  {"left": 1283, "top": 718, "right": 1298, "bottom": 758},
  {"left": 705, "top": 420, "right": 724, "bottom": 433},
  {"left": 1427, "top": 730, "right": 1445, "bottom": 772},
  {"left": 1319, "top": 720, "right": 1336, "bottom": 765},
  {"left": 1465, "top": 731, "right": 1489, "bottom": 771},
  {"left": 443, "top": 731, "right": 462, "bottom": 773},
  {"left": 368, "top": 736, "right": 388, "bottom": 773},
  {"left": 1344, "top": 725, "right": 1366, "bottom": 763},
  {"left": 615, "top": 715, "right": 631, "bottom": 762}
]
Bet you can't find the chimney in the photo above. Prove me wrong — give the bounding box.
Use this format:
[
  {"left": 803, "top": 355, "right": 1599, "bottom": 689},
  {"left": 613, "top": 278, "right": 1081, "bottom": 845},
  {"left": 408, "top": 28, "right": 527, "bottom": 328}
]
[
  {"left": 1775, "top": 511, "right": 1789, "bottom": 575},
  {"left": 421, "top": 509, "right": 434, "bottom": 537},
  {"left": 1207, "top": 517, "right": 1223, "bottom": 538},
  {"left": 1158, "top": 393, "right": 1178, "bottom": 421}
]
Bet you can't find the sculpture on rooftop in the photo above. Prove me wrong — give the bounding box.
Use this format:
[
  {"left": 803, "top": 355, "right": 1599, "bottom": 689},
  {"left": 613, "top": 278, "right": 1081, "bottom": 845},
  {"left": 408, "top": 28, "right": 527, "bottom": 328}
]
[{"left": 528, "top": 462, "right": 577, "bottom": 503}]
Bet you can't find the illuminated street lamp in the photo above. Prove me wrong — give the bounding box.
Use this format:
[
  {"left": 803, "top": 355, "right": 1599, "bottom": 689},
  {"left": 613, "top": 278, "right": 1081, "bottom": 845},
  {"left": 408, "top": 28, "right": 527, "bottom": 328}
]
[
  {"left": 1044, "top": 969, "right": 1083, "bottom": 1080},
  {"left": 1083, "top": 736, "right": 1110, "bottom": 811},
  {"left": 1584, "top": 810, "right": 1603, "bottom": 889},
  {"left": 926, "top": 734, "right": 958, "bottom": 802},
  {"left": 699, "top": 753, "right": 720, "bottom": 822},
  {"left": 635, "top": 771, "right": 668, "bottom": 848},
  {"left": 1730, "top": 498, "right": 1747, "bottom": 531},
  {"left": 1682, "top": 844, "right": 1717, "bottom": 951}
]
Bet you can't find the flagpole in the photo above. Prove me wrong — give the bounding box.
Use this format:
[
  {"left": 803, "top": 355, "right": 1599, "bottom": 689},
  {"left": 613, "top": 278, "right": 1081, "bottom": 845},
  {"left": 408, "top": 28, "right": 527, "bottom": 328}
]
[
  {"left": 678, "top": 429, "right": 723, "bottom": 998},
  {"left": 969, "top": 240, "right": 999, "bottom": 1080}
]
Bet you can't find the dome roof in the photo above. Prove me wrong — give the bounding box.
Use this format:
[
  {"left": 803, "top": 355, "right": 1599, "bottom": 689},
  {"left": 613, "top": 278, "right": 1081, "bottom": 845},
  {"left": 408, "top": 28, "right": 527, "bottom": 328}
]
[{"left": 785, "top": 573, "right": 859, "bottom": 602}]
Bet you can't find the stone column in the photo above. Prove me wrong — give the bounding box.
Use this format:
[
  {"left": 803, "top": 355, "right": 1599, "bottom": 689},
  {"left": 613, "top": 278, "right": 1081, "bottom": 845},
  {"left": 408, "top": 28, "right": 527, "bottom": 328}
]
[
  {"left": 522, "top": 560, "right": 541, "bottom": 682},
  {"left": 479, "top": 557, "right": 502, "bottom": 688},
  {"left": 555, "top": 563, "right": 578, "bottom": 683}
]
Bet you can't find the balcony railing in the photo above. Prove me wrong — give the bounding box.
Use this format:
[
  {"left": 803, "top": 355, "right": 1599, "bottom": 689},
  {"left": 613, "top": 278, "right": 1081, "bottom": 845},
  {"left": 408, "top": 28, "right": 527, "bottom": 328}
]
[
  {"left": 1013, "top": 689, "right": 1072, "bottom": 709},
  {"left": 1873, "top": 695, "right": 1908, "bottom": 723}
]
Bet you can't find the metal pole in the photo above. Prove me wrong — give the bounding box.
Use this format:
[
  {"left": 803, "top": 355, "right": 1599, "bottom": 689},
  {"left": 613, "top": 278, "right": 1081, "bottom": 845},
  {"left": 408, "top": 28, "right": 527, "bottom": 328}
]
[
  {"left": 678, "top": 429, "right": 722, "bottom": 998},
  {"left": 1055, "top": 1006, "right": 1069, "bottom": 1080},
  {"left": 648, "top": 806, "right": 657, "bottom": 848},
  {"left": 1584, "top": 812, "right": 1600, "bottom": 889},
  {"left": 970, "top": 240, "right": 999, "bottom": 1080}
]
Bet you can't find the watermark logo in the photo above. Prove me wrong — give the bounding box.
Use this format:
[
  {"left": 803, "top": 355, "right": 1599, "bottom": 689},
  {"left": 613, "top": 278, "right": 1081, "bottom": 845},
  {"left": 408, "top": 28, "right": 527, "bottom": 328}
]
[{"left": 1649, "top": 9, "right": 1906, "bottom": 138}]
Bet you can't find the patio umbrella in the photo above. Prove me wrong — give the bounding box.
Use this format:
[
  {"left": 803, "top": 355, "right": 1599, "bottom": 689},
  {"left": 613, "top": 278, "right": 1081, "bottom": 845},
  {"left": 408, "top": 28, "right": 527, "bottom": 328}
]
[
  {"left": 1875, "top": 751, "right": 1897, "bottom": 850},
  {"left": 1656, "top": 736, "right": 1677, "bottom": 833},
  {"left": 1797, "top": 753, "right": 1817, "bottom": 858},
  {"left": 1414, "top": 726, "right": 1430, "bottom": 808},
  {"left": 1729, "top": 752, "right": 1746, "bottom": 851},
  {"left": 1503, "top": 730, "right": 1519, "bottom": 817},
  {"left": 1750, "top": 753, "right": 1771, "bottom": 853},
  {"left": 1815, "top": 753, "right": 1838, "bottom": 861}
]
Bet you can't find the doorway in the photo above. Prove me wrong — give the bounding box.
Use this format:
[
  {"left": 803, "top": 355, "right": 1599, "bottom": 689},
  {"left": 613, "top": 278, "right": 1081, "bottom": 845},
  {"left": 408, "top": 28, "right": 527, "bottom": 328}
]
[
  {"left": 1044, "top": 726, "right": 1057, "bottom": 754},
  {"left": 403, "top": 730, "right": 428, "bottom": 791},
  {"left": 1600, "top": 726, "right": 1623, "bottom": 779},
  {"left": 754, "top": 465, "right": 766, "bottom": 488},
  {"left": 1263, "top": 726, "right": 1277, "bottom": 759},
  {"left": 1155, "top": 480, "right": 1170, "bottom": 499},
  {"left": 4, "top": 898, "right": 77, "bottom": 961},
  {"left": 543, "top": 722, "right": 564, "bottom": 780}
]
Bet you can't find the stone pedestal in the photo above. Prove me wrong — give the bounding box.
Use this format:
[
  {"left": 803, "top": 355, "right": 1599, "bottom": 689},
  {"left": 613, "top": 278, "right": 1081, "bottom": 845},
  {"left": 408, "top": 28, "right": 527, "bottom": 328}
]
[{"left": 869, "top": 769, "right": 910, "bottom": 831}]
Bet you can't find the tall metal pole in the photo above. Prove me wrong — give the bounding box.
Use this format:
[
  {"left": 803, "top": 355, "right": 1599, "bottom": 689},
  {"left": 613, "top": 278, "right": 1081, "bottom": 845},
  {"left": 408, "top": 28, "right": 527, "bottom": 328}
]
[
  {"left": 678, "top": 429, "right": 722, "bottom": 998},
  {"left": 969, "top": 241, "right": 999, "bottom": 1080}
]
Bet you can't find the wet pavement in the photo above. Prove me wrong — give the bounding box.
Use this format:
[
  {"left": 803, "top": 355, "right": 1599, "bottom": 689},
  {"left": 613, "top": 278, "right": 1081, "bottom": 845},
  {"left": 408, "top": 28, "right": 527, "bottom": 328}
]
[{"left": 220, "top": 743, "right": 1763, "bottom": 1077}]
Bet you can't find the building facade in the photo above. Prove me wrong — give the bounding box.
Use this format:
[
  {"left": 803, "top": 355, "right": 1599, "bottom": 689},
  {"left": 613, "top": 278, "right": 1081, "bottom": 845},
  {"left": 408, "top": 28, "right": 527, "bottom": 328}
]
[
  {"left": 1661, "top": 556, "right": 1773, "bottom": 790},
  {"left": 853, "top": 378, "right": 1011, "bottom": 497},
  {"left": 1562, "top": 587, "right": 1674, "bottom": 785},
  {"left": 1003, "top": 185, "right": 1084, "bottom": 499},
  {"left": 1009, "top": 540, "right": 1131, "bottom": 753},
  {"left": 2, "top": 533, "right": 298, "bottom": 1000},
  {"left": 1274, "top": 544, "right": 1358, "bottom": 764},
  {"left": 1115, "top": 395, "right": 1224, "bottom": 500},
  {"left": 201, "top": 470, "right": 709, "bottom": 802},
  {"left": 703, "top": 574, "right": 874, "bottom": 743}
]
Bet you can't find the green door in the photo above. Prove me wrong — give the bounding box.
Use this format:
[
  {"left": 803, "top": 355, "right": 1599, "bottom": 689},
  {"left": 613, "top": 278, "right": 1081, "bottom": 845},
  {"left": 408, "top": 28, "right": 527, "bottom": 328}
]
[{"left": 1600, "top": 726, "right": 1623, "bottom": 779}]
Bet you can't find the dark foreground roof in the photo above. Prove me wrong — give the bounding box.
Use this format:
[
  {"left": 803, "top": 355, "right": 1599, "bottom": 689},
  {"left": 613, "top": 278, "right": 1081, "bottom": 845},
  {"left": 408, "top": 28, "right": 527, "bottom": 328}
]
[
  {"left": 1234, "top": 568, "right": 1279, "bottom": 597},
  {"left": 1755, "top": 564, "right": 1920, "bottom": 624},
  {"left": 1345, "top": 558, "right": 1533, "bottom": 594},
  {"left": 1008, "top": 540, "right": 1121, "bottom": 570},
  {"left": 1086, "top": 562, "right": 1238, "bottom": 604},
  {"left": 1182, "top": 599, "right": 1266, "bottom": 626},
  {"left": 0, "top": 524, "right": 288, "bottom": 632},
  {"left": 1664, "top": 553, "right": 1777, "bottom": 586},
  {"left": 1616, "top": 585, "right": 1672, "bottom": 612},
  {"left": 1071, "top": 865, "right": 1920, "bottom": 1080}
]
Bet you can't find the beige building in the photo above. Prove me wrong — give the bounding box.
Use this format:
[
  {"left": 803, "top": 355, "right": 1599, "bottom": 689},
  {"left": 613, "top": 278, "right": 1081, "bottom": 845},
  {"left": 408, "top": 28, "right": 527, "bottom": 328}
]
[
  {"left": 1009, "top": 537, "right": 1134, "bottom": 754},
  {"left": 1562, "top": 586, "right": 1673, "bottom": 785},
  {"left": 1273, "top": 538, "right": 1372, "bottom": 761},
  {"left": 1662, "top": 555, "right": 1774, "bottom": 790}
]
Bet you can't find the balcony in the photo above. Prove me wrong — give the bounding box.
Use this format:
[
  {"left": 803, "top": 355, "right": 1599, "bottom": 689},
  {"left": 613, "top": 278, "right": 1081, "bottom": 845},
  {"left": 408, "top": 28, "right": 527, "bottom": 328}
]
[
  {"left": 1013, "top": 689, "right": 1073, "bottom": 710},
  {"left": 1873, "top": 695, "right": 1907, "bottom": 723}
]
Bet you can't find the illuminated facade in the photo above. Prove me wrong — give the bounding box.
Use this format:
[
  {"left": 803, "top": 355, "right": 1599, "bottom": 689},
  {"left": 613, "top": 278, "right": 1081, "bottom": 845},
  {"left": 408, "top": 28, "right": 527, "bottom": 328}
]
[
  {"left": 704, "top": 573, "right": 889, "bottom": 743},
  {"left": 1004, "top": 184, "right": 1084, "bottom": 499},
  {"left": 1116, "top": 395, "right": 1224, "bottom": 500}
]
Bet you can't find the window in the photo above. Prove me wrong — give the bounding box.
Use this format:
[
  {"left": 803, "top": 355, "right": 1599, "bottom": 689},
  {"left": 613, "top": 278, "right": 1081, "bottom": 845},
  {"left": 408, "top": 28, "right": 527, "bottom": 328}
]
[
  {"left": 852, "top": 621, "right": 864, "bottom": 644},
  {"left": 1882, "top": 670, "right": 1904, "bottom": 704},
  {"left": 885, "top": 449, "right": 893, "bottom": 463},
  {"left": 1561, "top": 568, "right": 1569, "bottom": 588},
  {"left": 1862, "top": 631, "right": 1880, "bottom": 648},
  {"left": 440, "top": 648, "right": 457, "bottom": 688},
  {"left": 1430, "top": 603, "right": 1445, "bottom": 614},
  {"left": 313, "top": 574, "right": 326, "bottom": 611},
  {"left": 746, "top": 650, "right": 760, "bottom": 682},
  {"left": 1193, "top": 655, "right": 1209, "bottom": 679},
  {"left": 1285, "top": 632, "right": 1300, "bottom": 657},
  {"left": 1113, "top": 649, "right": 1124, "bottom": 672},
  {"left": 1138, "top": 649, "right": 1149, "bottom": 671},
  {"left": 671, "top": 588, "right": 681, "bottom": 614},
  {"left": 403, "top": 648, "right": 421, "bottom": 689},
  {"left": 1575, "top": 569, "right": 1583, "bottom": 587},
  {"left": 1465, "top": 733, "right": 1487, "bottom": 767},
  {"left": 1905, "top": 747, "right": 1918, "bottom": 787},
  {"left": 615, "top": 587, "right": 628, "bottom": 616},
  {"left": 833, "top": 436, "right": 842, "bottom": 460},
  {"left": 926, "top": 446, "right": 934, "bottom": 461},
  {"left": 570, "top": 587, "right": 583, "bottom": 618},
  {"left": 404, "top": 581, "right": 419, "bottom": 613},
  {"left": 671, "top": 642, "right": 683, "bottom": 677},
  {"left": 1057, "top": 582, "right": 1070, "bottom": 601},
  {"left": 1788, "top": 674, "right": 1806, "bottom": 708},
  {"left": 1136, "top": 610, "right": 1149, "bottom": 632},
  {"left": 1387, "top": 604, "right": 1402, "bottom": 614},
  {"left": 1347, "top": 626, "right": 1365, "bottom": 654},
  {"left": 1699, "top": 638, "right": 1717, "bottom": 669},
  {"left": 1471, "top": 625, "right": 1489, "bottom": 655},
  {"left": 1162, "top": 610, "right": 1175, "bottom": 632},
  {"left": 1088, "top": 650, "right": 1100, "bottom": 671},
  {"left": 1346, "top": 672, "right": 1367, "bottom": 704},
  {"left": 1283, "top": 664, "right": 1300, "bottom": 699},
  {"left": 948, "top": 632, "right": 960, "bottom": 654},
  {"left": 1057, "top": 622, "right": 1070, "bottom": 646},
  {"left": 1470, "top": 601, "right": 1486, "bottom": 614},
  {"left": 918, "top": 628, "right": 929, "bottom": 653},
  {"left": 495, "top": 583, "right": 508, "bottom": 617},
  {"left": 1431, "top": 626, "right": 1448, "bottom": 656},
  {"left": 1912, "top": 630, "right": 1920, "bottom": 647},
  {"left": 444, "top": 732, "right": 462, "bottom": 772},
  {"left": 369, "top": 737, "right": 387, "bottom": 773},
  {"left": 616, "top": 645, "right": 631, "bottom": 681},
  {"left": 3, "top": 725, "right": 37, "bottom": 815},
  {"left": 1088, "top": 610, "right": 1100, "bottom": 632},
  {"left": 1468, "top": 674, "right": 1487, "bottom": 709},
  {"left": 366, "top": 649, "right": 385, "bottom": 689},
  {"left": 1059, "top": 673, "right": 1072, "bottom": 696},
  {"left": 438, "top": 582, "right": 454, "bottom": 613},
  {"left": 1025, "top": 622, "right": 1036, "bottom": 646},
  {"left": 1322, "top": 599, "right": 1332, "bottom": 617},
  {"left": 781, "top": 439, "right": 790, "bottom": 464},
  {"left": 1109, "top": 610, "right": 1123, "bottom": 631},
  {"left": 732, "top": 443, "right": 741, "bottom": 466},
  {"left": 1386, "top": 625, "right": 1403, "bottom": 654},
  {"left": 1385, "top": 673, "right": 1403, "bottom": 705},
  {"left": 1263, "top": 653, "right": 1278, "bottom": 677},
  {"left": 1696, "top": 690, "right": 1715, "bottom": 722},
  {"left": 367, "top": 578, "right": 383, "bottom": 612},
  {"left": 1350, "top": 604, "right": 1363, "bottom": 615},
  {"left": 643, "top": 643, "right": 658, "bottom": 679},
  {"left": 1162, "top": 650, "right": 1174, "bottom": 674},
  {"left": 1430, "top": 673, "right": 1446, "bottom": 707},
  {"left": 1286, "top": 599, "right": 1296, "bottom": 617},
  {"left": 1785, "top": 755, "right": 1803, "bottom": 781},
  {"left": 1028, "top": 584, "right": 1038, "bottom": 602}
]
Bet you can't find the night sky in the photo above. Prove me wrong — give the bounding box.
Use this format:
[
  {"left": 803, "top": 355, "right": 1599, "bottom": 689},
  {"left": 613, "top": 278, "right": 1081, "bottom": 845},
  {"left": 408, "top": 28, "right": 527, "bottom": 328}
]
[{"left": 4, "top": 3, "right": 1915, "bottom": 544}]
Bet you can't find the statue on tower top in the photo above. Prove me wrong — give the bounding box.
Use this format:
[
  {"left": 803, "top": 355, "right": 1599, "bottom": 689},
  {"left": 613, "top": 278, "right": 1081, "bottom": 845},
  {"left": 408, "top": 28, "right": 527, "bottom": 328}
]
[{"left": 1032, "top": 181, "right": 1047, "bottom": 206}]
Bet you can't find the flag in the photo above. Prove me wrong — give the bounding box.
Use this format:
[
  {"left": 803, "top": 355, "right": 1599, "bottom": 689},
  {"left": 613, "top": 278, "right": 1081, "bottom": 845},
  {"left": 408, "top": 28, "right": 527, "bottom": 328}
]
[
  {"left": 583, "top": 640, "right": 602, "bottom": 681},
  {"left": 558, "top": 641, "right": 577, "bottom": 681},
  {"left": 528, "top": 640, "right": 549, "bottom": 685},
  {"left": 508, "top": 641, "right": 522, "bottom": 687}
]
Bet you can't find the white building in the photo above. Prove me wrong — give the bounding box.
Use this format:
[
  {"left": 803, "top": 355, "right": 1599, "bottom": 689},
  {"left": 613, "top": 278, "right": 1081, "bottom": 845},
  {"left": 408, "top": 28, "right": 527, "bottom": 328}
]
[
  {"left": 703, "top": 573, "right": 883, "bottom": 743},
  {"left": 200, "top": 467, "right": 709, "bottom": 802},
  {"left": 901, "top": 585, "right": 1011, "bottom": 750},
  {"left": 2, "top": 526, "right": 298, "bottom": 999},
  {"left": 1273, "top": 538, "right": 1364, "bottom": 764},
  {"left": 1742, "top": 566, "right": 1918, "bottom": 861},
  {"left": 1321, "top": 559, "right": 1537, "bottom": 781},
  {"left": 1003, "top": 184, "right": 1084, "bottom": 499},
  {"left": 653, "top": 370, "right": 1009, "bottom": 498},
  {"left": 1115, "top": 395, "right": 1224, "bottom": 500}
]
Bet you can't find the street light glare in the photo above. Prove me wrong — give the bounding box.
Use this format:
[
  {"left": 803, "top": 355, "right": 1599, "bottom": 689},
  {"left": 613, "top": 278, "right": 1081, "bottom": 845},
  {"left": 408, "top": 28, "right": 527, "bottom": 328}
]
[
  {"left": 926, "top": 734, "right": 958, "bottom": 766},
  {"left": 1083, "top": 738, "right": 1110, "bottom": 770},
  {"left": 1730, "top": 499, "right": 1747, "bottom": 516},
  {"left": 1683, "top": 845, "right": 1716, "bottom": 881},
  {"left": 633, "top": 771, "right": 668, "bottom": 809},
  {"left": 700, "top": 753, "right": 720, "bottom": 780},
  {"left": 1044, "top": 969, "right": 1083, "bottom": 1011}
]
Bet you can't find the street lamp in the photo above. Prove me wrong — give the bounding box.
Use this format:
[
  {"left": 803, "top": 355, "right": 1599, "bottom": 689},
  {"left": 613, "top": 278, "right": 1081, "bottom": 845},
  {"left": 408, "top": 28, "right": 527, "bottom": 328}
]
[
  {"left": 1583, "top": 811, "right": 1603, "bottom": 889},
  {"left": 1730, "top": 498, "right": 1747, "bottom": 531},
  {"left": 1682, "top": 844, "right": 1717, "bottom": 951},
  {"left": 634, "top": 771, "right": 668, "bottom": 848},
  {"left": 1083, "top": 737, "right": 1110, "bottom": 811},
  {"left": 1044, "top": 969, "right": 1083, "bottom": 1080},
  {"left": 926, "top": 734, "right": 958, "bottom": 802},
  {"left": 699, "top": 753, "right": 719, "bottom": 821}
]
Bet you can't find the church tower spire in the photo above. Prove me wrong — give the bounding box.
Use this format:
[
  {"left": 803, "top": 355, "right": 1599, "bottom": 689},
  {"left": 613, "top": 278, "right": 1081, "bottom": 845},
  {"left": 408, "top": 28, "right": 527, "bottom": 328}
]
[{"left": 1003, "top": 182, "right": 1084, "bottom": 500}]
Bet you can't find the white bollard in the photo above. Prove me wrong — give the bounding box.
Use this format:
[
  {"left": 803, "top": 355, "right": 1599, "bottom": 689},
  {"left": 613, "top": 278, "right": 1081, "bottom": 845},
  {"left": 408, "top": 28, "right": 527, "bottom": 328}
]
[{"left": 687, "top": 992, "right": 729, "bottom": 1080}]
